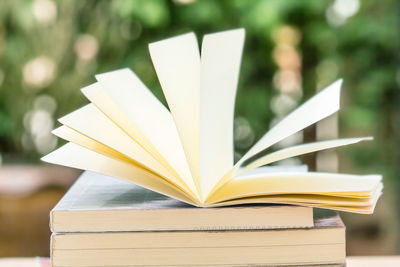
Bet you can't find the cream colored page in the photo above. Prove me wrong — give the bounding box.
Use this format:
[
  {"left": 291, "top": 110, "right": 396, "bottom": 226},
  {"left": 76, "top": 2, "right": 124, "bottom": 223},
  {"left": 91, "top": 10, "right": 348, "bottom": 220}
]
[
  {"left": 211, "top": 199, "right": 378, "bottom": 214},
  {"left": 57, "top": 103, "right": 190, "bottom": 192},
  {"left": 52, "top": 125, "right": 133, "bottom": 164},
  {"left": 81, "top": 83, "right": 160, "bottom": 159},
  {"left": 199, "top": 29, "right": 245, "bottom": 199},
  {"left": 238, "top": 79, "right": 343, "bottom": 165},
  {"left": 41, "top": 142, "right": 196, "bottom": 205},
  {"left": 211, "top": 195, "right": 380, "bottom": 214},
  {"left": 52, "top": 125, "right": 196, "bottom": 198},
  {"left": 149, "top": 33, "right": 201, "bottom": 194},
  {"left": 238, "top": 137, "right": 372, "bottom": 175},
  {"left": 81, "top": 78, "right": 198, "bottom": 198},
  {"left": 207, "top": 171, "right": 381, "bottom": 203},
  {"left": 216, "top": 182, "right": 382, "bottom": 208},
  {"left": 218, "top": 193, "right": 377, "bottom": 207},
  {"left": 208, "top": 79, "right": 343, "bottom": 196}
]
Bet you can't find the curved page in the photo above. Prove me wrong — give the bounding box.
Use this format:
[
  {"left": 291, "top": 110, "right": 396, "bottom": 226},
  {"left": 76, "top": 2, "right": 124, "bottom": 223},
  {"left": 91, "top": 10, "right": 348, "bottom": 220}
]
[
  {"left": 238, "top": 137, "right": 372, "bottom": 175},
  {"left": 199, "top": 29, "right": 245, "bottom": 199},
  {"left": 149, "top": 33, "right": 201, "bottom": 195},
  {"left": 41, "top": 143, "right": 197, "bottom": 205},
  {"left": 207, "top": 172, "right": 382, "bottom": 203},
  {"left": 209, "top": 79, "right": 343, "bottom": 195},
  {"left": 52, "top": 125, "right": 197, "bottom": 200},
  {"left": 81, "top": 78, "right": 198, "bottom": 198},
  {"left": 58, "top": 103, "right": 193, "bottom": 195}
]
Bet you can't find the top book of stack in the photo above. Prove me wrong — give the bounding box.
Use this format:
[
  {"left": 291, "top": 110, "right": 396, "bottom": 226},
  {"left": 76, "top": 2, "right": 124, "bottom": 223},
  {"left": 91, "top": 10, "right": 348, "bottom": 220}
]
[{"left": 51, "top": 171, "right": 313, "bottom": 233}]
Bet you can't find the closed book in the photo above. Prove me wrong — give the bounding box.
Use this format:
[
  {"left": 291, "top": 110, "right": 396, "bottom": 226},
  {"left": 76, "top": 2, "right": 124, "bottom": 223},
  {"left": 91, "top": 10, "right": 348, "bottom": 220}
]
[
  {"left": 51, "top": 171, "right": 313, "bottom": 233},
  {"left": 51, "top": 215, "right": 345, "bottom": 266}
]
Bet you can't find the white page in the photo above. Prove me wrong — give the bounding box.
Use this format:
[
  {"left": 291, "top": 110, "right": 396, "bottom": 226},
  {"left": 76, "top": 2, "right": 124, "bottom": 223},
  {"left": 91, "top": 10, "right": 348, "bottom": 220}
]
[
  {"left": 199, "top": 29, "right": 245, "bottom": 199},
  {"left": 41, "top": 142, "right": 196, "bottom": 205},
  {"left": 238, "top": 137, "right": 372, "bottom": 175},
  {"left": 81, "top": 75, "right": 198, "bottom": 198},
  {"left": 238, "top": 79, "right": 343, "bottom": 165},
  {"left": 149, "top": 33, "right": 201, "bottom": 195}
]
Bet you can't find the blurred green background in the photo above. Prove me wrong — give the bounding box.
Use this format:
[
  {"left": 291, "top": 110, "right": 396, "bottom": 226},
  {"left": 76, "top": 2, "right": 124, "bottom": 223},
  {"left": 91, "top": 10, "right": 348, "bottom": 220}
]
[{"left": 0, "top": 0, "right": 398, "bottom": 257}]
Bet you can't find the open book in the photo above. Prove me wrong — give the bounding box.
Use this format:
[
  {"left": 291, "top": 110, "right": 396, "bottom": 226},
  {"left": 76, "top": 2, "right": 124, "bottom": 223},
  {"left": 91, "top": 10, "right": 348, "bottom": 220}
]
[{"left": 42, "top": 29, "right": 382, "bottom": 214}]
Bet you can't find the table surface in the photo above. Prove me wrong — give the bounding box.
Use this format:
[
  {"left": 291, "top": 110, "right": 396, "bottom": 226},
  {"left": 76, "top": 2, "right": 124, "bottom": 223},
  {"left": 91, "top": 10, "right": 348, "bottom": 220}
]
[{"left": 0, "top": 256, "right": 399, "bottom": 267}]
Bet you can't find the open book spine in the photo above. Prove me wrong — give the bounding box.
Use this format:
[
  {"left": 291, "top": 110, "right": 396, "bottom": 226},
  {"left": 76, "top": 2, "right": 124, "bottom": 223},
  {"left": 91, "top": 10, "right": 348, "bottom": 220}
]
[{"left": 42, "top": 29, "right": 382, "bottom": 214}]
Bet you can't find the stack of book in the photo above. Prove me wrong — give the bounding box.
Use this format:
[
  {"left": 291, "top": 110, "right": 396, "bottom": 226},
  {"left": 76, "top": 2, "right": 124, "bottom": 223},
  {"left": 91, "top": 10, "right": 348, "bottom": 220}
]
[
  {"left": 44, "top": 29, "right": 381, "bottom": 266},
  {"left": 50, "top": 171, "right": 346, "bottom": 266}
]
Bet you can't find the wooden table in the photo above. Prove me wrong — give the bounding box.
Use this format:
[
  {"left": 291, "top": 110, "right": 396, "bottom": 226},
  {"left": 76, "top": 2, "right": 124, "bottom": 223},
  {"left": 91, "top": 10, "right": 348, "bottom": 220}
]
[{"left": 0, "top": 256, "right": 399, "bottom": 266}]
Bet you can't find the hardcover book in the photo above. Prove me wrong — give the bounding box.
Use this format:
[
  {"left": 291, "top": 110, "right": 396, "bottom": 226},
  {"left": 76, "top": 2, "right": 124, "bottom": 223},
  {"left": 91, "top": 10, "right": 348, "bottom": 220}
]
[{"left": 42, "top": 28, "right": 382, "bottom": 213}]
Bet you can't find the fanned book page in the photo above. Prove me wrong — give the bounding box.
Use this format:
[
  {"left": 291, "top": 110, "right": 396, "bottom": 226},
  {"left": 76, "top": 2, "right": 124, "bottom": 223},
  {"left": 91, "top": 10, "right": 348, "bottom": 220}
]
[{"left": 42, "top": 29, "right": 382, "bottom": 214}]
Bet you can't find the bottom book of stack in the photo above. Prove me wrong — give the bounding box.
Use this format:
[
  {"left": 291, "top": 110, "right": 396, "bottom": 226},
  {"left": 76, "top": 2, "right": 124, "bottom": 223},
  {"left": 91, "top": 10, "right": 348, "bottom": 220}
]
[{"left": 50, "top": 171, "right": 346, "bottom": 267}]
